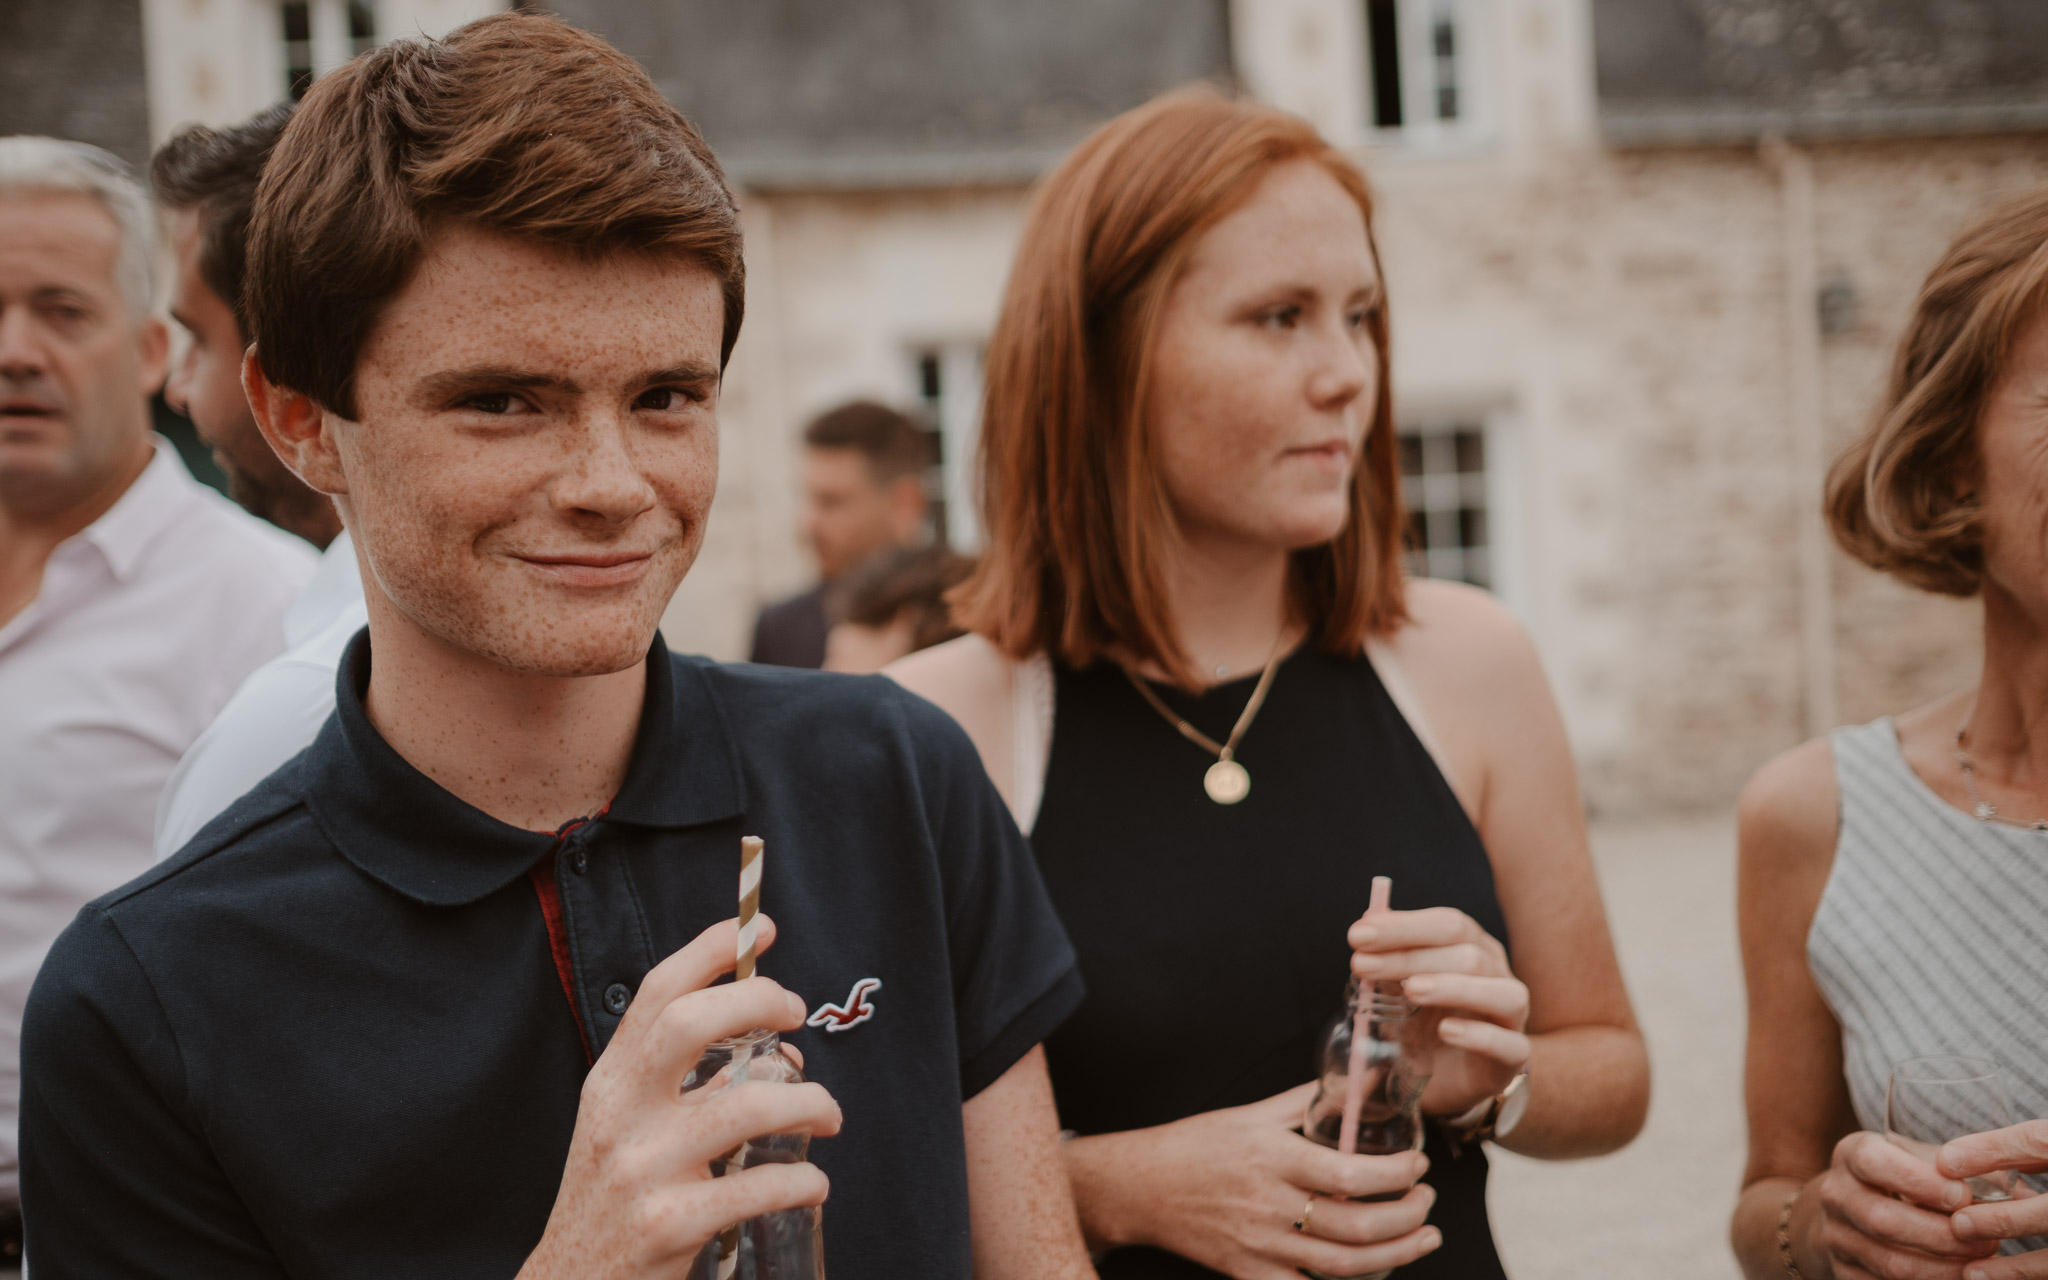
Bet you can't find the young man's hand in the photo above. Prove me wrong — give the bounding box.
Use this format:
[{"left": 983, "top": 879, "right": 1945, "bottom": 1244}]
[{"left": 518, "top": 916, "right": 842, "bottom": 1279}]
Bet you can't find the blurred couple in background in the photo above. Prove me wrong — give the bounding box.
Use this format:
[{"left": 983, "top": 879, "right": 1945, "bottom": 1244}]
[{"left": 748, "top": 398, "right": 970, "bottom": 676}]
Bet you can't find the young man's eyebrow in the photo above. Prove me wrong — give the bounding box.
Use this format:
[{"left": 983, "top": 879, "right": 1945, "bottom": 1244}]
[
  {"left": 417, "top": 366, "right": 571, "bottom": 398},
  {"left": 417, "top": 364, "right": 721, "bottom": 399},
  {"left": 642, "top": 363, "right": 721, "bottom": 385}
]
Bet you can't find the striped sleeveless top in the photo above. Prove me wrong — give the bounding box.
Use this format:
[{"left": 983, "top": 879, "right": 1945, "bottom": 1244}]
[{"left": 1811, "top": 717, "right": 2048, "bottom": 1250}]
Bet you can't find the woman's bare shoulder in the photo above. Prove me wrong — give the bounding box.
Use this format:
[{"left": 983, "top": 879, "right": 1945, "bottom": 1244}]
[
  {"left": 1382, "top": 579, "right": 1547, "bottom": 715},
  {"left": 885, "top": 634, "right": 1010, "bottom": 714},
  {"left": 883, "top": 635, "right": 1016, "bottom": 786},
  {"left": 1737, "top": 736, "right": 1839, "bottom": 901}
]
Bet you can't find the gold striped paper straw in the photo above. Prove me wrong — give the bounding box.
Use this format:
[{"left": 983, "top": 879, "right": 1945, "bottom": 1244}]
[
  {"left": 718, "top": 836, "right": 766, "bottom": 1280},
  {"left": 736, "top": 835, "right": 763, "bottom": 981}
]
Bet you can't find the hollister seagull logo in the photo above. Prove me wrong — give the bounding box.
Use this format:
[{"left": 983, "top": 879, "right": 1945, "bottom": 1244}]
[{"left": 807, "top": 978, "right": 882, "bottom": 1032}]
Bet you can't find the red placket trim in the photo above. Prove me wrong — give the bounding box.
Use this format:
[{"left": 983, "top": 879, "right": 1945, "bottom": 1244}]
[{"left": 529, "top": 808, "right": 609, "bottom": 1066}]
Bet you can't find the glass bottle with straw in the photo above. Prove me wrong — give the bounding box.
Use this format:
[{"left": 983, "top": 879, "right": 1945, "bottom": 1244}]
[
  {"left": 684, "top": 836, "right": 826, "bottom": 1280},
  {"left": 1300, "top": 877, "right": 1438, "bottom": 1280}
]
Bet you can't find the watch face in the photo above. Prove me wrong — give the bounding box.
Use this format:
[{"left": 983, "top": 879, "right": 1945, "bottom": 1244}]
[{"left": 1496, "top": 1076, "right": 1531, "bottom": 1137}]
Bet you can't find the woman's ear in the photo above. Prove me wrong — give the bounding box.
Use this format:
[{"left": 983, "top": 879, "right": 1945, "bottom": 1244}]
[{"left": 243, "top": 348, "right": 348, "bottom": 496}]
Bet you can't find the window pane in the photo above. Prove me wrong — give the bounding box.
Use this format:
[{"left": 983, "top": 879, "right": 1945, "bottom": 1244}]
[
  {"left": 1454, "top": 429, "right": 1484, "bottom": 474},
  {"left": 1366, "top": 0, "right": 1404, "bottom": 129},
  {"left": 1397, "top": 432, "right": 1424, "bottom": 477},
  {"left": 348, "top": 0, "right": 376, "bottom": 54},
  {"left": 1396, "top": 421, "right": 1493, "bottom": 590},
  {"left": 1432, "top": 16, "right": 1459, "bottom": 121}
]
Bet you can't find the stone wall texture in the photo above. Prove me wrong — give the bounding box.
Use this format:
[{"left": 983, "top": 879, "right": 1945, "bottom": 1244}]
[
  {"left": 0, "top": 0, "right": 151, "bottom": 169},
  {"left": 1368, "top": 133, "right": 2047, "bottom": 813}
]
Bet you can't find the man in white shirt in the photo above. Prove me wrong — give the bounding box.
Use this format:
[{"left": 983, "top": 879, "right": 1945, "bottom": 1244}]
[
  {"left": 150, "top": 110, "right": 370, "bottom": 858},
  {"left": 0, "top": 137, "right": 315, "bottom": 1231}
]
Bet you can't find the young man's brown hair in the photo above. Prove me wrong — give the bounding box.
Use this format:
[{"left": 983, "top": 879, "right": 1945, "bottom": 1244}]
[
  {"left": 244, "top": 11, "right": 743, "bottom": 420},
  {"left": 150, "top": 103, "right": 294, "bottom": 336}
]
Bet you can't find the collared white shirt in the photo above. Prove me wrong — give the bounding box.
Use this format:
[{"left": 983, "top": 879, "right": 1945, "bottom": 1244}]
[
  {"left": 0, "top": 439, "right": 314, "bottom": 1198},
  {"left": 154, "top": 529, "right": 368, "bottom": 860}
]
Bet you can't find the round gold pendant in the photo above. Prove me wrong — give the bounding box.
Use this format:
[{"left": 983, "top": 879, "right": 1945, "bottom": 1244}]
[{"left": 1204, "top": 759, "right": 1251, "bottom": 805}]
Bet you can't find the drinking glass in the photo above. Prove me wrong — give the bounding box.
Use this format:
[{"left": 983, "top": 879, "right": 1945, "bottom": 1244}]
[
  {"left": 1885, "top": 1054, "right": 2016, "bottom": 1204},
  {"left": 682, "top": 1029, "right": 826, "bottom": 1280},
  {"left": 1299, "top": 978, "right": 1439, "bottom": 1280}
]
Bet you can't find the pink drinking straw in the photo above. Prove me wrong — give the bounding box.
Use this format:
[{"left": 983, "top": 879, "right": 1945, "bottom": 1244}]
[{"left": 1338, "top": 875, "right": 1394, "bottom": 1156}]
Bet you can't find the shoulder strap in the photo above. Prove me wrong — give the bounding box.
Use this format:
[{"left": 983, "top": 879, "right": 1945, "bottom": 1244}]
[
  {"left": 1009, "top": 651, "right": 1055, "bottom": 835},
  {"left": 1363, "top": 636, "right": 1456, "bottom": 790}
]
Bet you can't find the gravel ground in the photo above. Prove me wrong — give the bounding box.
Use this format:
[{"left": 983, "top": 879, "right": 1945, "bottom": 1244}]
[{"left": 1487, "top": 815, "right": 1748, "bottom": 1280}]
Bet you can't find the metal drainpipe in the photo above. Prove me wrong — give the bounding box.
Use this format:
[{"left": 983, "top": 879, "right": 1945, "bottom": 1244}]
[{"left": 1761, "top": 134, "right": 1839, "bottom": 739}]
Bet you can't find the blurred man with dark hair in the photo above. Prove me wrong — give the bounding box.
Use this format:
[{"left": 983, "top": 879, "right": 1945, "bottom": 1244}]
[
  {"left": 750, "top": 399, "right": 930, "bottom": 667},
  {"left": 0, "top": 136, "right": 313, "bottom": 1255},
  {"left": 150, "top": 105, "right": 374, "bottom": 858},
  {"left": 153, "top": 104, "right": 337, "bottom": 548}
]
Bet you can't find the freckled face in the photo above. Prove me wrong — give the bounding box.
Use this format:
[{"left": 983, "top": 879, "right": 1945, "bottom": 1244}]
[
  {"left": 1979, "top": 309, "right": 2048, "bottom": 610},
  {"left": 1146, "top": 160, "right": 1382, "bottom": 554},
  {"left": 334, "top": 228, "right": 724, "bottom": 677}
]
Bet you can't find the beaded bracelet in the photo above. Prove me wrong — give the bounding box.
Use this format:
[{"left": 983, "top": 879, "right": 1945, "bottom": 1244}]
[{"left": 1777, "top": 1189, "right": 1804, "bottom": 1278}]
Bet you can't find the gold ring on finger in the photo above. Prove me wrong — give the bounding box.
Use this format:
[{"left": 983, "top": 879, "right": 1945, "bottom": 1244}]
[{"left": 1292, "top": 1194, "right": 1317, "bottom": 1233}]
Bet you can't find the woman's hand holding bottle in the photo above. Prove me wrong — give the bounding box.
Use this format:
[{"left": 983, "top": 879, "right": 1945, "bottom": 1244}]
[
  {"left": 1062, "top": 1081, "right": 1440, "bottom": 1280},
  {"left": 1347, "top": 906, "right": 1531, "bottom": 1119}
]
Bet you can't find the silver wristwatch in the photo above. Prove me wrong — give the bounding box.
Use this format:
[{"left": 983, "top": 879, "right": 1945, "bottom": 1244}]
[{"left": 1446, "top": 1072, "right": 1529, "bottom": 1154}]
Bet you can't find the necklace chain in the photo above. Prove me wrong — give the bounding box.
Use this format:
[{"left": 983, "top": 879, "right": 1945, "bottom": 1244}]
[
  {"left": 1955, "top": 718, "right": 2048, "bottom": 831},
  {"left": 1124, "top": 637, "right": 1290, "bottom": 765}
]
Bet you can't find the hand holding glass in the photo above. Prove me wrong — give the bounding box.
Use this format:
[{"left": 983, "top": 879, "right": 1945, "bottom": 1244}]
[{"left": 1887, "top": 1055, "right": 2017, "bottom": 1205}]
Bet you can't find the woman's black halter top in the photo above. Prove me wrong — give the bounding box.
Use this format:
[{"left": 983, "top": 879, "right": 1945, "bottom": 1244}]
[{"left": 1030, "top": 641, "right": 1511, "bottom": 1280}]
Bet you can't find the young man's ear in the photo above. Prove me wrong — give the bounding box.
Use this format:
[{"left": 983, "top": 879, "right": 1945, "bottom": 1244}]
[{"left": 243, "top": 347, "right": 348, "bottom": 496}]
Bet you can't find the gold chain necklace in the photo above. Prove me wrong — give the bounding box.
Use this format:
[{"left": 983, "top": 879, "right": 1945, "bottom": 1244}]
[
  {"left": 1956, "top": 716, "right": 2048, "bottom": 831},
  {"left": 1123, "top": 641, "right": 1289, "bottom": 805}
]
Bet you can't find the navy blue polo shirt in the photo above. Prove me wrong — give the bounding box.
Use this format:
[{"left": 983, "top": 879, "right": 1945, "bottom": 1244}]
[{"left": 20, "top": 631, "right": 1081, "bottom": 1279}]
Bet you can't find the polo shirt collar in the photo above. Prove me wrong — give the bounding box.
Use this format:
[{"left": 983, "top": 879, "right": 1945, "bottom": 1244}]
[
  {"left": 308, "top": 628, "right": 747, "bottom": 906},
  {"left": 77, "top": 438, "right": 197, "bottom": 583}
]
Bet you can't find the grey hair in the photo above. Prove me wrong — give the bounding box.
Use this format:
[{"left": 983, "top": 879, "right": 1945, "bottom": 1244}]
[{"left": 0, "top": 137, "right": 155, "bottom": 317}]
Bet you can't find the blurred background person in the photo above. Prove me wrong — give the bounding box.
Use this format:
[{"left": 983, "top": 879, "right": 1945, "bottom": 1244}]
[
  {"left": 892, "top": 90, "right": 1646, "bottom": 1280},
  {"left": 154, "top": 105, "right": 337, "bottom": 550},
  {"left": 148, "top": 106, "right": 371, "bottom": 859},
  {"left": 1734, "top": 188, "right": 2048, "bottom": 1280},
  {"left": 822, "top": 544, "right": 974, "bottom": 674},
  {"left": 0, "top": 136, "right": 312, "bottom": 1254},
  {"left": 750, "top": 398, "right": 930, "bottom": 668}
]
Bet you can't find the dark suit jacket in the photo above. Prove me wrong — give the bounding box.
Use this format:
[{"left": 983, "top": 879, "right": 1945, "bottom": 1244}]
[{"left": 749, "top": 585, "right": 828, "bottom": 668}]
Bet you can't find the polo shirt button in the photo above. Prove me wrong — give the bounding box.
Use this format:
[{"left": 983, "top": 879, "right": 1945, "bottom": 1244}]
[
  {"left": 570, "top": 848, "right": 588, "bottom": 875},
  {"left": 603, "top": 983, "right": 631, "bottom": 1016}
]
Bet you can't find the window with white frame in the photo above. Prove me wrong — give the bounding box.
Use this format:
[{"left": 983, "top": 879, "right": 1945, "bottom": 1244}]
[
  {"left": 909, "top": 341, "right": 985, "bottom": 552},
  {"left": 283, "top": 0, "right": 376, "bottom": 100},
  {"left": 1363, "top": 0, "right": 1486, "bottom": 144},
  {"left": 1397, "top": 418, "right": 1492, "bottom": 589}
]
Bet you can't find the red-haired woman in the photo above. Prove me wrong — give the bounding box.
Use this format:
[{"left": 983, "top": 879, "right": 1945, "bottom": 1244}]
[
  {"left": 1733, "top": 190, "right": 2048, "bottom": 1279},
  {"left": 891, "top": 89, "right": 1647, "bottom": 1280}
]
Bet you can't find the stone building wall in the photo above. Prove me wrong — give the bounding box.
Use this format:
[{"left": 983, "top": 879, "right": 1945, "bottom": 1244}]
[
  {"left": 0, "top": 0, "right": 151, "bottom": 168},
  {"left": 1367, "top": 133, "right": 2046, "bottom": 813}
]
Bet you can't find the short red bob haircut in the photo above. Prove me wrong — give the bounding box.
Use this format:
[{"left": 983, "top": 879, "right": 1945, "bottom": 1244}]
[
  {"left": 950, "top": 88, "right": 1405, "bottom": 690},
  {"left": 244, "top": 11, "right": 742, "bottom": 421}
]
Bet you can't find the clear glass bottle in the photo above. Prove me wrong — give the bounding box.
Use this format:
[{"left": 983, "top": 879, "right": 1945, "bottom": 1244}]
[
  {"left": 683, "top": 1029, "right": 825, "bottom": 1280},
  {"left": 1300, "top": 978, "right": 1438, "bottom": 1280}
]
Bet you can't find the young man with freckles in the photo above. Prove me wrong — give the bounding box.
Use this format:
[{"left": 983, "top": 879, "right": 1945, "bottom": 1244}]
[{"left": 20, "top": 15, "right": 1093, "bottom": 1280}]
